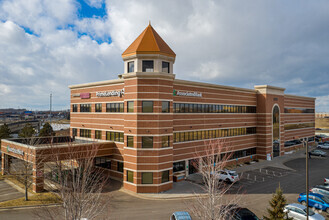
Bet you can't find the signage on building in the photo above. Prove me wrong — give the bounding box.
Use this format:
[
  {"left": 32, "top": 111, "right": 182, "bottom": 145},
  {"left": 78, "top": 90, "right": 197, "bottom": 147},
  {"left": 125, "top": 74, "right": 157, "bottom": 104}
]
[
  {"left": 96, "top": 89, "right": 125, "bottom": 97},
  {"left": 7, "top": 146, "right": 24, "bottom": 156},
  {"left": 80, "top": 93, "right": 90, "bottom": 99},
  {"left": 173, "top": 89, "right": 202, "bottom": 97},
  {"left": 72, "top": 93, "right": 80, "bottom": 97}
]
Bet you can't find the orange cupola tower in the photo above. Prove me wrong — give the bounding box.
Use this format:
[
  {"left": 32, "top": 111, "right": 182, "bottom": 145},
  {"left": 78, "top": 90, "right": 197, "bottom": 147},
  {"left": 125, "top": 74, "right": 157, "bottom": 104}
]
[{"left": 122, "top": 24, "right": 176, "bottom": 74}]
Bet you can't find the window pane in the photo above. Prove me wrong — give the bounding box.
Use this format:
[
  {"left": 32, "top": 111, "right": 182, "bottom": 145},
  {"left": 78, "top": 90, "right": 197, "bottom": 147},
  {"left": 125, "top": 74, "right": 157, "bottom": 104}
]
[
  {"left": 162, "top": 61, "right": 170, "bottom": 73},
  {"left": 142, "top": 101, "right": 153, "bottom": 113},
  {"left": 162, "top": 101, "right": 170, "bottom": 113},
  {"left": 142, "top": 136, "right": 153, "bottom": 148},
  {"left": 119, "top": 132, "right": 124, "bottom": 142},
  {"left": 161, "top": 170, "right": 170, "bottom": 183},
  {"left": 72, "top": 104, "right": 78, "bottom": 112},
  {"left": 127, "top": 170, "right": 133, "bottom": 183},
  {"left": 127, "top": 101, "right": 134, "bottom": 112},
  {"left": 117, "top": 161, "right": 123, "bottom": 172},
  {"left": 128, "top": 61, "right": 134, "bottom": 73},
  {"left": 120, "top": 103, "right": 124, "bottom": 112},
  {"left": 162, "top": 136, "right": 169, "bottom": 148},
  {"left": 95, "top": 130, "right": 102, "bottom": 139},
  {"left": 142, "top": 172, "right": 153, "bottom": 184},
  {"left": 142, "top": 60, "right": 154, "bottom": 72},
  {"left": 127, "top": 136, "right": 134, "bottom": 147},
  {"left": 95, "top": 103, "right": 102, "bottom": 112}
]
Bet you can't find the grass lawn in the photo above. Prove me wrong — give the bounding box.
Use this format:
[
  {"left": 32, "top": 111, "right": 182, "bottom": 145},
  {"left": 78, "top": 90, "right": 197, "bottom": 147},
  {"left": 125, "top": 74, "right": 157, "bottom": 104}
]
[{"left": 0, "top": 192, "right": 61, "bottom": 208}]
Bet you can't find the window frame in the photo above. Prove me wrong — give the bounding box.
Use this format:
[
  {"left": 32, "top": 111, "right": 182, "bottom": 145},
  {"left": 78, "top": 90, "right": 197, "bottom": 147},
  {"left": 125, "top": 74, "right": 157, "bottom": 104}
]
[{"left": 142, "top": 60, "right": 154, "bottom": 72}]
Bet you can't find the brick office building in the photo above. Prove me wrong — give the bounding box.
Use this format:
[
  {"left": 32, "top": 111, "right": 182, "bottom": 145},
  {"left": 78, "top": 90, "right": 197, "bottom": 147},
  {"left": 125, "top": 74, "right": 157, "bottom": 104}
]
[{"left": 67, "top": 24, "right": 315, "bottom": 193}]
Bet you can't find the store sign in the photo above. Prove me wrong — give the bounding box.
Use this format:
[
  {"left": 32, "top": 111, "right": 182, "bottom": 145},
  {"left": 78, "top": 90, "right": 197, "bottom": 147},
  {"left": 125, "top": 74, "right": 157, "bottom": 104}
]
[
  {"left": 80, "top": 93, "right": 90, "bottom": 99},
  {"left": 173, "top": 89, "right": 202, "bottom": 97},
  {"left": 7, "top": 146, "right": 24, "bottom": 156},
  {"left": 72, "top": 93, "right": 80, "bottom": 97},
  {"left": 96, "top": 89, "right": 125, "bottom": 97}
]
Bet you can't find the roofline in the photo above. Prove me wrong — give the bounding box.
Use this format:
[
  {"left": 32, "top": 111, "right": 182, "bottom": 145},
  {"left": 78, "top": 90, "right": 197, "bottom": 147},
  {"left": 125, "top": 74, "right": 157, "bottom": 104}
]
[
  {"left": 69, "top": 78, "right": 124, "bottom": 90},
  {"left": 285, "top": 94, "right": 316, "bottom": 100},
  {"left": 174, "top": 79, "right": 257, "bottom": 93}
]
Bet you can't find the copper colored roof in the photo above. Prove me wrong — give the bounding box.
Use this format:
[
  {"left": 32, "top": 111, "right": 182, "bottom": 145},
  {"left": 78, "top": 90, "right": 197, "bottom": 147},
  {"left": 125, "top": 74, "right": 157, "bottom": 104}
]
[{"left": 122, "top": 24, "right": 176, "bottom": 58}]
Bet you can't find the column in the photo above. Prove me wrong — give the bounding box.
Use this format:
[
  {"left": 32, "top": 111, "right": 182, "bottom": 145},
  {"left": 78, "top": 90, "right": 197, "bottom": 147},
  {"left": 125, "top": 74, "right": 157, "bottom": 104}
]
[{"left": 32, "top": 163, "right": 44, "bottom": 193}]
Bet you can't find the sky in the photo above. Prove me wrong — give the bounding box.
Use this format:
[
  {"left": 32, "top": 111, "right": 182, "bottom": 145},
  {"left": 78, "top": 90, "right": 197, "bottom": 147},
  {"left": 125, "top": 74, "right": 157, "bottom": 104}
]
[{"left": 0, "top": 0, "right": 329, "bottom": 111}]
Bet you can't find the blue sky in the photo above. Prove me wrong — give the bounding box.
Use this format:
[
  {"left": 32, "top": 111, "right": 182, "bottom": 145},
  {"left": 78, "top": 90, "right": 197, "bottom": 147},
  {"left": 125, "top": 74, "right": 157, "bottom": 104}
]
[{"left": 0, "top": 0, "right": 329, "bottom": 111}]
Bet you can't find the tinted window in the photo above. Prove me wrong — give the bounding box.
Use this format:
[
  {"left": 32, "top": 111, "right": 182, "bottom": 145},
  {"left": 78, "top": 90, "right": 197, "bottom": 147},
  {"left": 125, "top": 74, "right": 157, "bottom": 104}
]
[
  {"left": 128, "top": 61, "right": 134, "bottom": 73},
  {"left": 142, "top": 60, "right": 154, "bottom": 72},
  {"left": 142, "top": 101, "right": 153, "bottom": 113},
  {"left": 162, "top": 61, "right": 169, "bottom": 73}
]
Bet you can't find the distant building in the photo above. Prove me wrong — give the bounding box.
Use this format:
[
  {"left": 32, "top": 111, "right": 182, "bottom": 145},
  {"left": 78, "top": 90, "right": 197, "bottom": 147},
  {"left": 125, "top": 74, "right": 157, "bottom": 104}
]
[{"left": 316, "top": 113, "right": 329, "bottom": 118}]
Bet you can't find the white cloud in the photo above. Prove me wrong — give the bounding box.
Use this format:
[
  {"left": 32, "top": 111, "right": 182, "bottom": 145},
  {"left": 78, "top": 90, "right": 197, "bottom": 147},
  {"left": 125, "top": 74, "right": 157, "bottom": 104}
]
[{"left": 1, "top": 0, "right": 329, "bottom": 111}]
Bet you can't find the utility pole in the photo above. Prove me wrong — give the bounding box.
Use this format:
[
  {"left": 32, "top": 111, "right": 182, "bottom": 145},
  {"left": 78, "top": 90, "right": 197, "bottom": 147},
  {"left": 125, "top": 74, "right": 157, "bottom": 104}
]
[{"left": 50, "top": 93, "right": 52, "bottom": 124}]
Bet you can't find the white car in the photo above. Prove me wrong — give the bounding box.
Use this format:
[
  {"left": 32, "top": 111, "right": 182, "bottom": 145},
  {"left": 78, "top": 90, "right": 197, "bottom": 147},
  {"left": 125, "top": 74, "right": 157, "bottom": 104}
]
[
  {"left": 284, "top": 203, "right": 325, "bottom": 220},
  {"left": 317, "top": 143, "right": 329, "bottom": 149},
  {"left": 211, "top": 170, "right": 239, "bottom": 183},
  {"left": 325, "top": 178, "right": 329, "bottom": 185}
]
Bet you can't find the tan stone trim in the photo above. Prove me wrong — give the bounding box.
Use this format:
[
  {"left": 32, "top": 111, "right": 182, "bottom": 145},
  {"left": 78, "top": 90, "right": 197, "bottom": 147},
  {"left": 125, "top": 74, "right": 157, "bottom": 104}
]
[
  {"left": 124, "top": 181, "right": 173, "bottom": 186},
  {"left": 123, "top": 72, "right": 176, "bottom": 80},
  {"left": 174, "top": 79, "right": 256, "bottom": 93},
  {"left": 69, "top": 79, "right": 124, "bottom": 89},
  {"left": 285, "top": 94, "right": 316, "bottom": 100}
]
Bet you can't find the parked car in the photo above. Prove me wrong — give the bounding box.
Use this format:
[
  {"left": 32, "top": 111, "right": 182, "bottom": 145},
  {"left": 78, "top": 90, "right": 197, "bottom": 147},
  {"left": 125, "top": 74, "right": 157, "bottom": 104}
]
[
  {"left": 284, "top": 203, "right": 325, "bottom": 220},
  {"left": 298, "top": 192, "right": 329, "bottom": 213},
  {"left": 170, "top": 211, "right": 192, "bottom": 220},
  {"left": 211, "top": 170, "right": 239, "bottom": 183},
  {"left": 310, "top": 186, "right": 329, "bottom": 197},
  {"left": 229, "top": 207, "right": 259, "bottom": 220},
  {"left": 317, "top": 143, "right": 329, "bottom": 149},
  {"left": 308, "top": 149, "right": 327, "bottom": 157},
  {"left": 325, "top": 178, "right": 329, "bottom": 185}
]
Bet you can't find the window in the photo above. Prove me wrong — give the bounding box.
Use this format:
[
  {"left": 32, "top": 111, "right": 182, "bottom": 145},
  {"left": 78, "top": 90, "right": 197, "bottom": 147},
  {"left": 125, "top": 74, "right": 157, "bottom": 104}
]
[
  {"left": 106, "top": 103, "right": 124, "bottom": 112},
  {"left": 72, "top": 104, "right": 78, "bottom": 112},
  {"left": 117, "top": 161, "right": 123, "bottom": 173},
  {"left": 142, "top": 60, "right": 154, "bottom": 72},
  {"left": 80, "top": 104, "right": 91, "bottom": 112},
  {"left": 127, "top": 136, "right": 134, "bottom": 147},
  {"left": 95, "top": 157, "right": 111, "bottom": 169},
  {"left": 161, "top": 170, "right": 170, "bottom": 183},
  {"left": 162, "top": 61, "right": 169, "bottom": 73},
  {"left": 127, "top": 170, "right": 133, "bottom": 183},
  {"left": 162, "top": 101, "right": 170, "bottom": 113},
  {"left": 72, "top": 128, "right": 77, "bottom": 136},
  {"left": 95, "top": 130, "right": 102, "bottom": 139},
  {"left": 173, "top": 161, "right": 185, "bottom": 173},
  {"left": 127, "top": 101, "right": 134, "bottom": 112},
  {"left": 162, "top": 136, "right": 170, "bottom": 148},
  {"left": 142, "top": 136, "right": 153, "bottom": 148},
  {"left": 95, "top": 103, "right": 102, "bottom": 112},
  {"left": 80, "top": 129, "right": 91, "bottom": 138},
  {"left": 142, "top": 172, "right": 153, "bottom": 184},
  {"left": 106, "top": 131, "right": 124, "bottom": 142},
  {"left": 128, "top": 61, "right": 134, "bottom": 73},
  {"left": 142, "top": 101, "right": 153, "bottom": 113}
]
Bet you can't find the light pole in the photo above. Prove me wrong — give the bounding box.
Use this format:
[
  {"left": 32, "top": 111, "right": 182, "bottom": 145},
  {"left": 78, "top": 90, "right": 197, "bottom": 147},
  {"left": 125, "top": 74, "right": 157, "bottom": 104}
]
[{"left": 304, "top": 138, "right": 309, "bottom": 220}]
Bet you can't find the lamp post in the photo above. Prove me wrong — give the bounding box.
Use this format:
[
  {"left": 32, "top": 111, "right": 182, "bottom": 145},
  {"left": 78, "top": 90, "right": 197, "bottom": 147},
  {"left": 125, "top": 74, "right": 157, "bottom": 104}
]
[{"left": 304, "top": 137, "right": 309, "bottom": 220}]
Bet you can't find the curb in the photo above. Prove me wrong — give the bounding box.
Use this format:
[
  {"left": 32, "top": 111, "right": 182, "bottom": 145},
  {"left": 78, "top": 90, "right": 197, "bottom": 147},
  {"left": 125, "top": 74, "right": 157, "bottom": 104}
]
[
  {"left": 0, "top": 203, "right": 61, "bottom": 211},
  {"left": 118, "top": 187, "right": 206, "bottom": 200}
]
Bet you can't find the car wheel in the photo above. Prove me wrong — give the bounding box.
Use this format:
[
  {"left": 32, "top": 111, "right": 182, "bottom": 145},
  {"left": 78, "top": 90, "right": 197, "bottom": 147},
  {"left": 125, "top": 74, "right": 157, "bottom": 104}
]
[
  {"left": 326, "top": 208, "right": 329, "bottom": 213},
  {"left": 301, "top": 201, "right": 306, "bottom": 206}
]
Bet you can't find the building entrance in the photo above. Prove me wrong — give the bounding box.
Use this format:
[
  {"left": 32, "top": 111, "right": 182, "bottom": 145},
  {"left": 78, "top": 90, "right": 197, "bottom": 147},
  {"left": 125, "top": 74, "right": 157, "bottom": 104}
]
[{"left": 188, "top": 159, "right": 198, "bottom": 175}]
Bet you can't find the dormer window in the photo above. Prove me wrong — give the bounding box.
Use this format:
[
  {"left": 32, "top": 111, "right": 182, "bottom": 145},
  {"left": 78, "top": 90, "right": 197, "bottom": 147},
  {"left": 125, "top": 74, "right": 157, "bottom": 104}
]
[
  {"left": 162, "top": 61, "right": 170, "bottom": 73},
  {"left": 142, "top": 60, "right": 154, "bottom": 72},
  {"left": 128, "top": 61, "right": 134, "bottom": 73}
]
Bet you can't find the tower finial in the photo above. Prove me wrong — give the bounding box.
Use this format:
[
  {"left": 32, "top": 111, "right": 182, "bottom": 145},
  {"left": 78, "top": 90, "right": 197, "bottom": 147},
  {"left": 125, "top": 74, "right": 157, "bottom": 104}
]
[{"left": 149, "top": 20, "right": 151, "bottom": 26}]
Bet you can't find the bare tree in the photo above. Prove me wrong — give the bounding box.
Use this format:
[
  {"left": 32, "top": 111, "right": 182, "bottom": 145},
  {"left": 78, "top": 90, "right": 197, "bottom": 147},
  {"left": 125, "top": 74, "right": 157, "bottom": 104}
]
[
  {"left": 38, "top": 140, "right": 110, "bottom": 220},
  {"left": 9, "top": 137, "right": 41, "bottom": 201},
  {"left": 188, "top": 139, "right": 242, "bottom": 220}
]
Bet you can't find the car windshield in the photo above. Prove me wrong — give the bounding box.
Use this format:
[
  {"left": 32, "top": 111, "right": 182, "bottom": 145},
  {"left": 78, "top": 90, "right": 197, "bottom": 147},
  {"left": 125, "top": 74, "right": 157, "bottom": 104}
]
[
  {"left": 304, "top": 208, "right": 315, "bottom": 216},
  {"left": 238, "top": 209, "right": 259, "bottom": 220},
  {"left": 228, "top": 171, "right": 237, "bottom": 176}
]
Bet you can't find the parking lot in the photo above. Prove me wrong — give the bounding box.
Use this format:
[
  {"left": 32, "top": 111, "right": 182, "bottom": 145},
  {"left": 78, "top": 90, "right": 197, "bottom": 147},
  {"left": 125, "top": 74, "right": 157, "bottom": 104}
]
[{"left": 1, "top": 147, "right": 329, "bottom": 219}]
